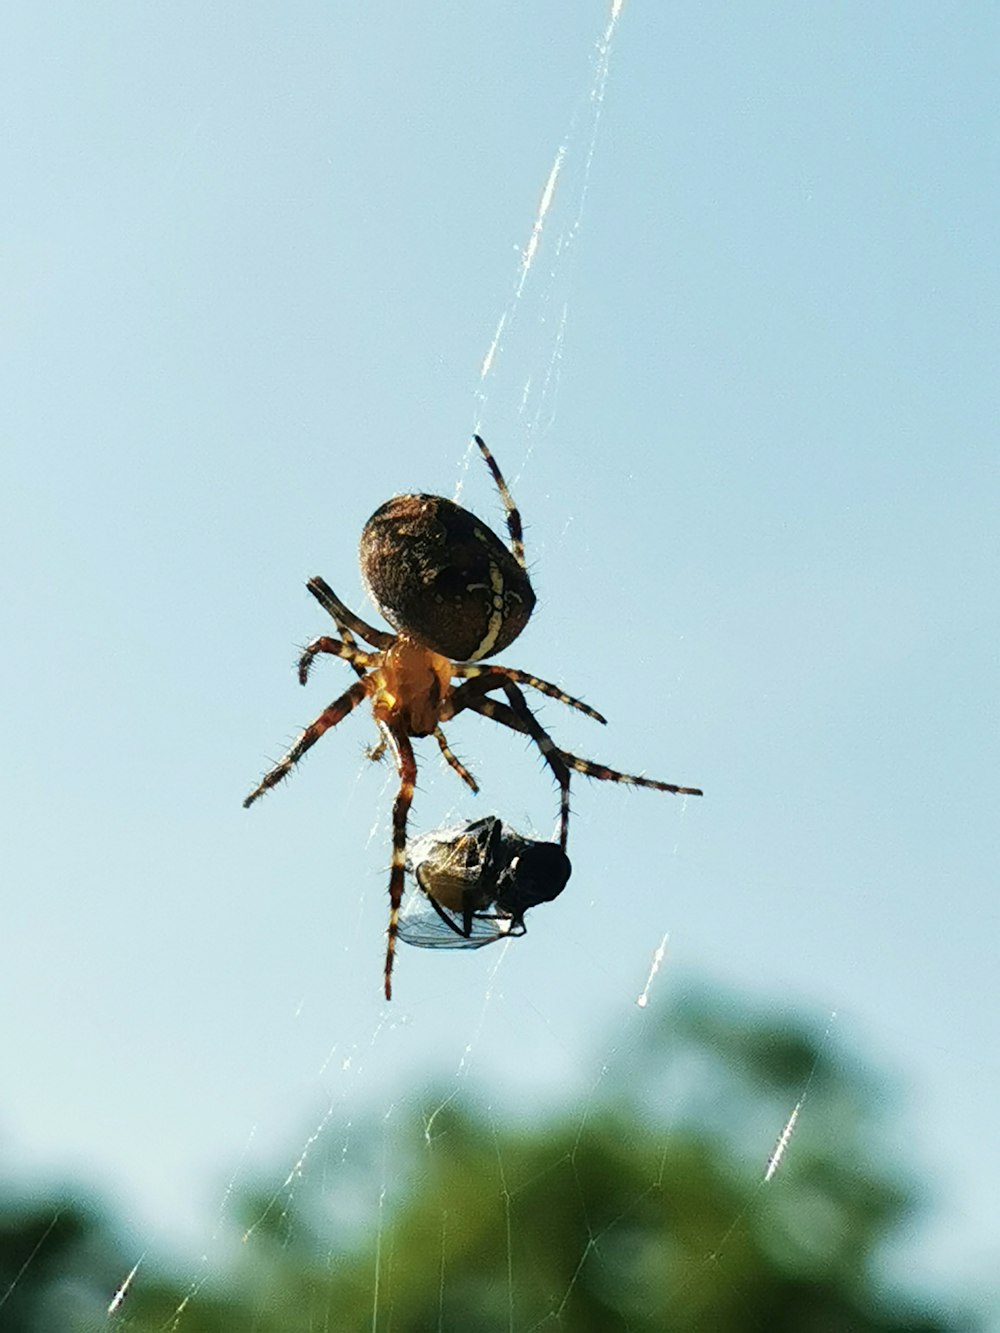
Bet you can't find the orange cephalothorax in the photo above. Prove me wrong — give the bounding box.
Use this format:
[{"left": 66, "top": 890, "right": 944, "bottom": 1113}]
[{"left": 373, "top": 638, "right": 452, "bottom": 737}]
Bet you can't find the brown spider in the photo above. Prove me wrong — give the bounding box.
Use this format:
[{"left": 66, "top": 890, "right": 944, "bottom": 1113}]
[{"left": 244, "top": 436, "right": 702, "bottom": 999}]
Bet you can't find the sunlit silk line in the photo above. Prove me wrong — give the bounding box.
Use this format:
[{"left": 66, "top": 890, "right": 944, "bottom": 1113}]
[
  {"left": 473, "top": 1, "right": 628, "bottom": 432},
  {"left": 523, "top": 0, "right": 627, "bottom": 297},
  {"left": 423, "top": 941, "right": 511, "bottom": 1144},
  {"left": 477, "top": 144, "right": 564, "bottom": 386},
  {"left": 479, "top": 310, "right": 507, "bottom": 382},
  {"left": 161, "top": 1267, "right": 214, "bottom": 1328},
  {"left": 371, "top": 1179, "right": 388, "bottom": 1333},
  {"left": 636, "top": 931, "right": 670, "bottom": 1007},
  {"left": 514, "top": 8, "right": 623, "bottom": 445},
  {"left": 107, "top": 1254, "right": 145, "bottom": 1315},
  {"left": 241, "top": 1100, "right": 338, "bottom": 1243},
  {"left": 764, "top": 1100, "right": 802, "bottom": 1182},
  {"left": 763, "top": 1009, "right": 838, "bottom": 1182},
  {"left": 564, "top": 0, "right": 626, "bottom": 254},
  {"left": 0, "top": 1209, "right": 63, "bottom": 1313},
  {"left": 516, "top": 145, "right": 566, "bottom": 301},
  {"left": 515, "top": 296, "right": 569, "bottom": 448}
]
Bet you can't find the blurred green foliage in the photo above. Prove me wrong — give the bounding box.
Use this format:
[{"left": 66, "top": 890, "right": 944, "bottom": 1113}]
[{"left": 0, "top": 985, "right": 980, "bottom": 1331}]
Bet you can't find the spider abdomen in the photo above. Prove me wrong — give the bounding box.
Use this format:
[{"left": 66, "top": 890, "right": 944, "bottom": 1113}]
[{"left": 360, "top": 494, "right": 535, "bottom": 662}]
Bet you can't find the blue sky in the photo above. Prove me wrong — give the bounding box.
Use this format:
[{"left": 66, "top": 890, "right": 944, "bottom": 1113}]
[{"left": 2, "top": 0, "right": 997, "bottom": 1316}]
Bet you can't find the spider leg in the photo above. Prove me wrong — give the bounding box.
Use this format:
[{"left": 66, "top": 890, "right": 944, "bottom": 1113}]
[
  {"left": 298, "top": 636, "right": 379, "bottom": 685},
  {"left": 452, "top": 663, "right": 606, "bottom": 724},
  {"left": 382, "top": 727, "right": 417, "bottom": 1001},
  {"left": 469, "top": 693, "right": 702, "bottom": 797},
  {"left": 450, "top": 679, "right": 703, "bottom": 846},
  {"left": 433, "top": 725, "right": 479, "bottom": 793},
  {"left": 306, "top": 576, "right": 393, "bottom": 649},
  {"left": 474, "top": 435, "right": 527, "bottom": 571},
  {"left": 366, "top": 732, "right": 388, "bottom": 764},
  {"left": 448, "top": 679, "right": 573, "bottom": 848},
  {"left": 553, "top": 750, "right": 703, "bottom": 797},
  {"left": 318, "top": 606, "right": 361, "bottom": 660},
  {"left": 317, "top": 600, "right": 362, "bottom": 657},
  {"left": 303, "top": 604, "right": 388, "bottom": 758},
  {"left": 243, "top": 677, "right": 373, "bottom": 808}
]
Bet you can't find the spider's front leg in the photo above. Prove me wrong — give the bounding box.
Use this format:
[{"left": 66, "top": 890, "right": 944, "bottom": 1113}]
[
  {"left": 306, "top": 576, "right": 393, "bottom": 648},
  {"left": 453, "top": 662, "right": 606, "bottom": 724},
  {"left": 473, "top": 434, "right": 527, "bottom": 570},
  {"left": 446, "top": 677, "right": 574, "bottom": 849},
  {"left": 297, "top": 635, "right": 378, "bottom": 686},
  {"left": 243, "top": 677, "right": 373, "bottom": 808},
  {"left": 301, "top": 602, "right": 399, "bottom": 775},
  {"left": 469, "top": 690, "right": 703, "bottom": 828},
  {"left": 381, "top": 726, "right": 418, "bottom": 1001},
  {"left": 448, "top": 676, "right": 703, "bottom": 850}
]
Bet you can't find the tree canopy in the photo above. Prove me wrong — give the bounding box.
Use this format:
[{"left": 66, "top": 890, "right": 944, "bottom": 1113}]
[{"left": 0, "top": 985, "right": 979, "bottom": 1331}]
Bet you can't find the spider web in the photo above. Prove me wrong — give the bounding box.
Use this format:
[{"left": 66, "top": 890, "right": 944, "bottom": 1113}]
[
  {"left": 85, "top": 7, "right": 861, "bottom": 1330},
  {"left": 88, "top": 7, "right": 799, "bottom": 1328},
  {"left": 1, "top": 3, "right": 993, "bottom": 1328},
  {"left": 72, "top": 3, "right": 635, "bottom": 1323},
  {"left": 0, "top": 5, "right": 937, "bottom": 1332}
]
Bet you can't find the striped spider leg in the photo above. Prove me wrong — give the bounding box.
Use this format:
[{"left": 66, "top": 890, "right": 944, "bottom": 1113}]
[
  {"left": 444, "top": 677, "right": 702, "bottom": 850},
  {"left": 244, "top": 610, "right": 452, "bottom": 1000}
]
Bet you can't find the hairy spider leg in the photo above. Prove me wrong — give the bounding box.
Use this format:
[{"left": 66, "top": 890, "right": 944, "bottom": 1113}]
[
  {"left": 446, "top": 677, "right": 575, "bottom": 848},
  {"left": 382, "top": 726, "right": 417, "bottom": 1000},
  {"left": 553, "top": 747, "right": 703, "bottom": 797},
  {"left": 473, "top": 434, "right": 527, "bottom": 570},
  {"left": 366, "top": 735, "right": 388, "bottom": 763},
  {"left": 432, "top": 726, "right": 479, "bottom": 793},
  {"left": 297, "top": 636, "right": 379, "bottom": 685},
  {"left": 450, "top": 685, "right": 704, "bottom": 847},
  {"left": 474, "top": 694, "right": 702, "bottom": 797},
  {"left": 321, "top": 611, "right": 363, "bottom": 661},
  {"left": 243, "top": 677, "right": 373, "bottom": 808},
  {"left": 306, "top": 575, "right": 393, "bottom": 648},
  {"left": 300, "top": 614, "right": 408, "bottom": 775},
  {"left": 452, "top": 662, "right": 607, "bottom": 724}
]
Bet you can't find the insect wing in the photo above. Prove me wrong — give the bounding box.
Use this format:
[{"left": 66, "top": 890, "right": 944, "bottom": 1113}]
[
  {"left": 397, "top": 888, "right": 524, "bottom": 949},
  {"left": 401, "top": 817, "right": 518, "bottom": 950},
  {"left": 399, "top": 817, "right": 565, "bottom": 951}
]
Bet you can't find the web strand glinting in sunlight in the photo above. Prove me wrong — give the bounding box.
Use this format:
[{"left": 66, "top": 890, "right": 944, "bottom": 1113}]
[
  {"left": 476, "top": 0, "right": 627, "bottom": 412},
  {"left": 764, "top": 1099, "right": 802, "bottom": 1182},
  {"left": 107, "top": 1255, "right": 144, "bottom": 1315},
  {"left": 636, "top": 931, "right": 670, "bottom": 1008}
]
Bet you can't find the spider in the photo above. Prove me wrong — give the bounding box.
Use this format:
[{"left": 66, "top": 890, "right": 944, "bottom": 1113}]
[
  {"left": 400, "top": 816, "right": 572, "bottom": 950},
  {"left": 244, "top": 435, "right": 702, "bottom": 999}
]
